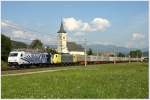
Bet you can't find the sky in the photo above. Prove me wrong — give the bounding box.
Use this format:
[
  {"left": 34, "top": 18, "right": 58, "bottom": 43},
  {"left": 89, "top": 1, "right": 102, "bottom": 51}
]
[{"left": 1, "top": 1, "right": 149, "bottom": 49}]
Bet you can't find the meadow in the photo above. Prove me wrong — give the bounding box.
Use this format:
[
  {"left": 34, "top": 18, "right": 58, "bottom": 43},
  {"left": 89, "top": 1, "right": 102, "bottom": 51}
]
[{"left": 1, "top": 62, "right": 148, "bottom": 98}]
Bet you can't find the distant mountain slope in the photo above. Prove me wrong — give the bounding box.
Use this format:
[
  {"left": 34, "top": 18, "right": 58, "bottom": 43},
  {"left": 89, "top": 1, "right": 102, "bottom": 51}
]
[
  {"left": 10, "top": 39, "right": 149, "bottom": 55},
  {"left": 11, "top": 40, "right": 28, "bottom": 49},
  {"left": 87, "top": 44, "right": 148, "bottom": 54}
]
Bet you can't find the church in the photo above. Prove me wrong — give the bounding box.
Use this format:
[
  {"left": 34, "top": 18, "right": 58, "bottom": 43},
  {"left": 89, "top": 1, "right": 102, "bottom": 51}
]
[{"left": 57, "top": 22, "right": 85, "bottom": 55}]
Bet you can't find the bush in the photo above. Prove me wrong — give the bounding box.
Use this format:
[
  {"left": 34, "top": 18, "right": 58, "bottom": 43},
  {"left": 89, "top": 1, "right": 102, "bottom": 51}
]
[
  {"left": 1, "top": 60, "right": 8, "bottom": 71},
  {"left": 1, "top": 34, "right": 11, "bottom": 61}
]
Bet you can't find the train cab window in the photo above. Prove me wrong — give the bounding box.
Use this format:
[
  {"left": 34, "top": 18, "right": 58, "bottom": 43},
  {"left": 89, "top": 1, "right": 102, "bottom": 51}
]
[
  {"left": 9, "top": 53, "right": 18, "bottom": 57},
  {"left": 21, "top": 54, "right": 23, "bottom": 57}
]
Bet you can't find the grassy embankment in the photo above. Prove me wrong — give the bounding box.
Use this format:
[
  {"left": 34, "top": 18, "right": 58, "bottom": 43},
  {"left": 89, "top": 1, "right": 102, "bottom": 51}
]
[{"left": 1, "top": 62, "right": 148, "bottom": 98}]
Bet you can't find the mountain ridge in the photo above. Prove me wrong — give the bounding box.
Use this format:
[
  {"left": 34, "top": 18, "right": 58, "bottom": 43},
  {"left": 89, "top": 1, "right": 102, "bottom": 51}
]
[
  {"left": 86, "top": 44, "right": 148, "bottom": 54},
  {"left": 11, "top": 39, "right": 148, "bottom": 54}
]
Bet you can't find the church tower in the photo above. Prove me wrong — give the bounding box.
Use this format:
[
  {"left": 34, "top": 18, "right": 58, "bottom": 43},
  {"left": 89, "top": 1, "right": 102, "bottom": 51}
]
[{"left": 57, "top": 21, "right": 68, "bottom": 53}]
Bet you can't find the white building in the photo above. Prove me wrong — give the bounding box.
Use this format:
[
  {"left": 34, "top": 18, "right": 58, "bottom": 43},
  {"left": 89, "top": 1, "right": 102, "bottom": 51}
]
[
  {"left": 69, "top": 51, "right": 85, "bottom": 55},
  {"left": 57, "top": 22, "right": 68, "bottom": 53}
]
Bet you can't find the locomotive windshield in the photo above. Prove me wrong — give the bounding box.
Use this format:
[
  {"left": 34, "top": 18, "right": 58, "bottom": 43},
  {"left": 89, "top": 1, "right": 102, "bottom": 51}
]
[{"left": 9, "top": 53, "right": 18, "bottom": 57}]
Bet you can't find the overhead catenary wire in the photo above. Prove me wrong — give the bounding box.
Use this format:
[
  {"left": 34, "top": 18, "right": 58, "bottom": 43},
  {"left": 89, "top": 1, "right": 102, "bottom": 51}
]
[
  {"left": 3, "top": 23, "right": 59, "bottom": 46},
  {"left": 4, "top": 22, "right": 89, "bottom": 53}
]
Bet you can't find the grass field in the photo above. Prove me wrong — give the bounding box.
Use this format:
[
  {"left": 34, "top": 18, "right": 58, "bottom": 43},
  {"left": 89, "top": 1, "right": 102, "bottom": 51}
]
[{"left": 1, "top": 62, "right": 148, "bottom": 98}]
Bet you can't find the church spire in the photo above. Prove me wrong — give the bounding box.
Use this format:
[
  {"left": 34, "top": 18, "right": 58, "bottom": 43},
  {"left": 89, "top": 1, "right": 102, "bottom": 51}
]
[{"left": 57, "top": 21, "right": 66, "bottom": 33}]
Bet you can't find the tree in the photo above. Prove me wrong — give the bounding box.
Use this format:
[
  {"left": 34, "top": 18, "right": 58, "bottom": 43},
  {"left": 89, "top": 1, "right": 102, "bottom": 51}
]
[
  {"left": 117, "top": 52, "right": 125, "bottom": 57},
  {"left": 129, "top": 50, "right": 142, "bottom": 58},
  {"left": 87, "top": 48, "right": 93, "bottom": 55},
  {"left": 46, "top": 47, "right": 58, "bottom": 54},
  {"left": 29, "top": 39, "right": 43, "bottom": 49},
  {"left": 1, "top": 34, "right": 12, "bottom": 61}
]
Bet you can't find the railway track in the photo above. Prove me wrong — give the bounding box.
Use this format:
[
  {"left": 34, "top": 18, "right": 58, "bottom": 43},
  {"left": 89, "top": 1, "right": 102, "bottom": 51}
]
[
  {"left": 2, "top": 61, "right": 144, "bottom": 75},
  {"left": 6, "top": 63, "right": 79, "bottom": 71},
  {"left": 5, "top": 60, "right": 139, "bottom": 71}
]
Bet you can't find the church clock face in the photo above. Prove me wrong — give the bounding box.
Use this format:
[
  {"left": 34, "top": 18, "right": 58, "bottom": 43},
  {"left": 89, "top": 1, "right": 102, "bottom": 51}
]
[{"left": 63, "top": 36, "right": 65, "bottom": 40}]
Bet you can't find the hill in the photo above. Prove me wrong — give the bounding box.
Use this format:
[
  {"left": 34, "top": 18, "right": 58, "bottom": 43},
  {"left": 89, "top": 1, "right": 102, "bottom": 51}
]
[
  {"left": 87, "top": 44, "right": 149, "bottom": 54},
  {"left": 9, "top": 39, "right": 149, "bottom": 55},
  {"left": 11, "top": 40, "right": 28, "bottom": 49}
]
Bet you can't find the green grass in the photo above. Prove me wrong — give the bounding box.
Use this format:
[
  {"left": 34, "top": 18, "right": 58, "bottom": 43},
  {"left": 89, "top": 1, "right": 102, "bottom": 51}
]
[{"left": 1, "top": 62, "right": 148, "bottom": 98}]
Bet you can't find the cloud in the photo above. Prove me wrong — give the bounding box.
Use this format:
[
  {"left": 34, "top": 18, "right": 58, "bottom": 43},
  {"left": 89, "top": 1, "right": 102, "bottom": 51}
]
[
  {"left": 132, "top": 32, "right": 145, "bottom": 40},
  {"left": 74, "top": 32, "right": 85, "bottom": 36},
  {"left": 12, "top": 31, "right": 25, "bottom": 38},
  {"left": 91, "top": 18, "right": 110, "bottom": 31},
  {"left": 63, "top": 17, "right": 110, "bottom": 34},
  {"left": 1, "top": 20, "right": 57, "bottom": 45},
  {"left": 1, "top": 21, "right": 8, "bottom": 27},
  {"left": 12, "top": 30, "right": 37, "bottom": 41},
  {"left": 1, "top": 20, "right": 36, "bottom": 41},
  {"left": 63, "top": 17, "right": 82, "bottom": 31},
  {"left": 81, "top": 22, "right": 91, "bottom": 32},
  {"left": 126, "top": 32, "right": 146, "bottom": 48},
  {"left": 1, "top": 20, "right": 19, "bottom": 29}
]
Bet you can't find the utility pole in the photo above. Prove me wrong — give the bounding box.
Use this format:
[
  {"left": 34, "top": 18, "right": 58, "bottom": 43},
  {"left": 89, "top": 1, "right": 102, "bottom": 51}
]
[
  {"left": 137, "top": 51, "right": 138, "bottom": 62},
  {"left": 97, "top": 48, "right": 99, "bottom": 61},
  {"left": 116, "top": 48, "right": 118, "bottom": 64},
  {"left": 84, "top": 38, "right": 87, "bottom": 67},
  {"left": 113, "top": 48, "right": 116, "bottom": 64},
  {"left": 97, "top": 48, "right": 98, "bottom": 56},
  {"left": 129, "top": 48, "right": 131, "bottom": 63},
  {"left": 141, "top": 51, "right": 143, "bottom": 62}
]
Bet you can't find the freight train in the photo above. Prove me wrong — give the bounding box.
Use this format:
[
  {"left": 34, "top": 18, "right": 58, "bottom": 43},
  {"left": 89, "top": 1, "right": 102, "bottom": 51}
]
[{"left": 8, "top": 50, "right": 143, "bottom": 67}]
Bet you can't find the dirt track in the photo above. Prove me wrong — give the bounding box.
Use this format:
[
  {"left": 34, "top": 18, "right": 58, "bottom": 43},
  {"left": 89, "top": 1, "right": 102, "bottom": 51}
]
[
  {"left": 1, "top": 65, "right": 84, "bottom": 76},
  {"left": 2, "top": 68, "right": 77, "bottom": 76}
]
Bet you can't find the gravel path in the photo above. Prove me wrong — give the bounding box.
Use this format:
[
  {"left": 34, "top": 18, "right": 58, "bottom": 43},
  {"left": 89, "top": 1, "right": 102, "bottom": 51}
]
[{"left": 1, "top": 67, "right": 78, "bottom": 76}]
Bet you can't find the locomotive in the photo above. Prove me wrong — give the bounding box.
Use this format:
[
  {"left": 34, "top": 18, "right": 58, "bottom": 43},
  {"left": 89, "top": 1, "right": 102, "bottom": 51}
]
[
  {"left": 8, "top": 50, "right": 142, "bottom": 67},
  {"left": 8, "top": 51, "right": 51, "bottom": 66}
]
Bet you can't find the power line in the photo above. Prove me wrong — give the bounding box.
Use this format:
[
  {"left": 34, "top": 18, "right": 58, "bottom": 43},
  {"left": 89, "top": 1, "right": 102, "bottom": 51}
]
[{"left": 3, "top": 22, "right": 57, "bottom": 38}]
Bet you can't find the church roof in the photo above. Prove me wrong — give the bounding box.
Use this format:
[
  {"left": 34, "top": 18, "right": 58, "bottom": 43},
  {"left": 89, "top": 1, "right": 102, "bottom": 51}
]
[
  {"left": 57, "top": 21, "right": 66, "bottom": 33},
  {"left": 67, "top": 42, "right": 84, "bottom": 51}
]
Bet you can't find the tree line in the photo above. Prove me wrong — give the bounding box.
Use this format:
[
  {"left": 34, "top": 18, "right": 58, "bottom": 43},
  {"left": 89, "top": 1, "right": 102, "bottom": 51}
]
[{"left": 1, "top": 34, "right": 57, "bottom": 62}]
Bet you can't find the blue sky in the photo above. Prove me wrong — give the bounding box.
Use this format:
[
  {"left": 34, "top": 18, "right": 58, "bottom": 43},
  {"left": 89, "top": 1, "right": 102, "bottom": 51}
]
[{"left": 1, "top": 1, "right": 148, "bottom": 49}]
